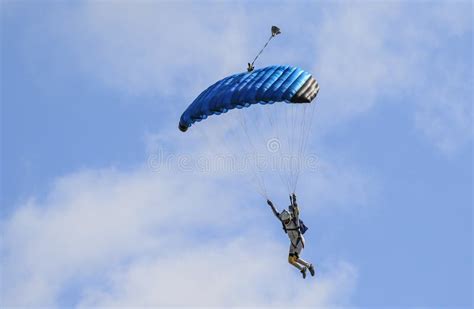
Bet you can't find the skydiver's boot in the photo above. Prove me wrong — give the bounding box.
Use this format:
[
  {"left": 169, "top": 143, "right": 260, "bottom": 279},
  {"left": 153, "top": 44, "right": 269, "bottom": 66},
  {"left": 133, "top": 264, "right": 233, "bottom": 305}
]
[
  {"left": 296, "top": 258, "right": 315, "bottom": 277},
  {"left": 300, "top": 267, "right": 307, "bottom": 279}
]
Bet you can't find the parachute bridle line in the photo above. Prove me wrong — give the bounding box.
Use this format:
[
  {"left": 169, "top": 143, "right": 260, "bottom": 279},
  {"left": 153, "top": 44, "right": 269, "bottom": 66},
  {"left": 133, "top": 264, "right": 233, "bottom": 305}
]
[{"left": 247, "top": 26, "right": 281, "bottom": 72}]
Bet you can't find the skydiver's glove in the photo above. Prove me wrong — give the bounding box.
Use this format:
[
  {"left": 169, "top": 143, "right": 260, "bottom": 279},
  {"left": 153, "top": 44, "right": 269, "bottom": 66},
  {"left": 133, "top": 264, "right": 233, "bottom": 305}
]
[
  {"left": 267, "top": 199, "right": 274, "bottom": 207},
  {"left": 292, "top": 193, "right": 297, "bottom": 202}
]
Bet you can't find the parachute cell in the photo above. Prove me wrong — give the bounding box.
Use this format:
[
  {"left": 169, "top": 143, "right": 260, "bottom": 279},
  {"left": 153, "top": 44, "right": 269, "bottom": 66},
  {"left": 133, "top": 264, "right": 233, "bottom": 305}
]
[{"left": 178, "top": 65, "right": 319, "bottom": 132}]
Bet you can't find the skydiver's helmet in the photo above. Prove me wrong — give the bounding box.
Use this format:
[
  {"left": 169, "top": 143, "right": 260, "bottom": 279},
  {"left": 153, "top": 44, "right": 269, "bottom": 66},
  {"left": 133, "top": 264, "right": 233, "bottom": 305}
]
[{"left": 280, "top": 209, "right": 292, "bottom": 225}]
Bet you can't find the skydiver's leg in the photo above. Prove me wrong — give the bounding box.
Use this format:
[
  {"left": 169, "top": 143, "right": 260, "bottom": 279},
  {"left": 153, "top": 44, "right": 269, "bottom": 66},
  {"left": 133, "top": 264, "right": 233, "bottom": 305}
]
[
  {"left": 296, "top": 257, "right": 315, "bottom": 276},
  {"left": 289, "top": 245, "right": 307, "bottom": 278},
  {"left": 293, "top": 242, "right": 309, "bottom": 267},
  {"left": 296, "top": 257, "right": 311, "bottom": 268},
  {"left": 293, "top": 242, "right": 315, "bottom": 277},
  {"left": 288, "top": 254, "right": 304, "bottom": 271}
]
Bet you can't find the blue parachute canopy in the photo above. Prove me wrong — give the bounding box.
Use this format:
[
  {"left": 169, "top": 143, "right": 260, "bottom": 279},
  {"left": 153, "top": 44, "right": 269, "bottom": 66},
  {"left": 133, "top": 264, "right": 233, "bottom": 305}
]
[{"left": 179, "top": 65, "right": 319, "bottom": 132}]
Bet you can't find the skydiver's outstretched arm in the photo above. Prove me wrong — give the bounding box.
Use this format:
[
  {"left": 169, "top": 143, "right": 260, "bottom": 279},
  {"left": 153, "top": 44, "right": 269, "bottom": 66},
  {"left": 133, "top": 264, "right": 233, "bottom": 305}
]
[
  {"left": 267, "top": 199, "right": 280, "bottom": 219},
  {"left": 290, "top": 193, "right": 300, "bottom": 221}
]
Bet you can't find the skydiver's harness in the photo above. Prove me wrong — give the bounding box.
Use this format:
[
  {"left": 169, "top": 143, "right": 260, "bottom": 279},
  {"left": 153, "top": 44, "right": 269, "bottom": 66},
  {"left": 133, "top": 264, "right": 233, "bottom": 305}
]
[
  {"left": 280, "top": 205, "right": 308, "bottom": 249},
  {"left": 267, "top": 196, "right": 308, "bottom": 249}
]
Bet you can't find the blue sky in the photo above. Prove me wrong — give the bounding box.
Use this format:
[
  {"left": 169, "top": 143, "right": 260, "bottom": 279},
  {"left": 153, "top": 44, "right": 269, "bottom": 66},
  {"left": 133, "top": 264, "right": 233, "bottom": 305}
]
[{"left": 1, "top": 1, "right": 472, "bottom": 307}]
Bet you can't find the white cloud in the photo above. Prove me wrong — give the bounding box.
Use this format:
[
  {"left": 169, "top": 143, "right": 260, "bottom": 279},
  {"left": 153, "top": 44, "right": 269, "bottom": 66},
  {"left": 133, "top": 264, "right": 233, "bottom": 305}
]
[
  {"left": 78, "top": 239, "right": 356, "bottom": 307},
  {"left": 313, "top": 4, "right": 409, "bottom": 123},
  {"left": 1, "top": 115, "right": 368, "bottom": 306},
  {"left": 414, "top": 65, "right": 472, "bottom": 155},
  {"left": 297, "top": 158, "right": 377, "bottom": 215},
  {"left": 1, "top": 164, "right": 358, "bottom": 307},
  {"left": 61, "top": 2, "right": 251, "bottom": 99},
  {"left": 143, "top": 118, "right": 376, "bottom": 212},
  {"left": 19, "top": 2, "right": 471, "bottom": 153},
  {"left": 5, "top": 2, "right": 470, "bottom": 306},
  {"left": 312, "top": 2, "right": 472, "bottom": 153}
]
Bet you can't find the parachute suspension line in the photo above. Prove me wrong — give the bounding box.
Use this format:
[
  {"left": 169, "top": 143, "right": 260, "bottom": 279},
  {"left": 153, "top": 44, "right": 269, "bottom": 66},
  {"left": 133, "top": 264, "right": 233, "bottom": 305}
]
[
  {"left": 289, "top": 104, "right": 299, "bottom": 191},
  {"left": 301, "top": 99, "right": 317, "bottom": 158},
  {"left": 293, "top": 104, "right": 309, "bottom": 193},
  {"left": 274, "top": 102, "right": 311, "bottom": 194},
  {"left": 294, "top": 100, "right": 318, "bottom": 191},
  {"left": 273, "top": 104, "right": 290, "bottom": 193},
  {"left": 291, "top": 103, "right": 301, "bottom": 193},
  {"left": 286, "top": 103, "right": 297, "bottom": 192},
  {"left": 294, "top": 103, "right": 309, "bottom": 191},
  {"left": 283, "top": 103, "right": 294, "bottom": 193},
  {"left": 296, "top": 104, "right": 309, "bottom": 191},
  {"left": 254, "top": 105, "right": 281, "bottom": 198},
  {"left": 240, "top": 100, "right": 313, "bottom": 199},
  {"left": 260, "top": 104, "right": 282, "bottom": 192},
  {"left": 247, "top": 26, "right": 281, "bottom": 72},
  {"left": 212, "top": 119, "right": 266, "bottom": 199},
  {"left": 231, "top": 115, "right": 270, "bottom": 200},
  {"left": 248, "top": 105, "right": 287, "bottom": 196},
  {"left": 237, "top": 109, "right": 268, "bottom": 199},
  {"left": 193, "top": 122, "right": 271, "bottom": 197},
  {"left": 271, "top": 106, "right": 291, "bottom": 193},
  {"left": 288, "top": 104, "right": 297, "bottom": 192},
  {"left": 265, "top": 104, "right": 292, "bottom": 194},
  {"left": 283, "top": 111, "right": 293, "bottom": 193}
]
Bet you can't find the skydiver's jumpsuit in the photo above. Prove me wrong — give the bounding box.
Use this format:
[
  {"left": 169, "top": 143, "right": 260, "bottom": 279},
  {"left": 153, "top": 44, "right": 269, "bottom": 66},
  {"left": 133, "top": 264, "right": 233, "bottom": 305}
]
[{"left": 270, "top": 202, "right": 312, "bottom": 271}]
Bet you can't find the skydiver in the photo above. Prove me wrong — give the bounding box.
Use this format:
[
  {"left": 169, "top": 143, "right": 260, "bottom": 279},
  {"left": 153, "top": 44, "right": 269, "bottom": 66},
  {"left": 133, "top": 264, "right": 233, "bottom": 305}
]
[{"left": 267, "top": 193, "right": 315, "bottom": 279}]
